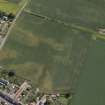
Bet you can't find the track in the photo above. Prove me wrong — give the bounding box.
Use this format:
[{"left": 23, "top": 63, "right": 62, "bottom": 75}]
[
  {"left": 24, "top": 9, "right": 105, "bottom": 41},
  {"left": 0, "top": 1, "right": 105, "bottom": 50}
]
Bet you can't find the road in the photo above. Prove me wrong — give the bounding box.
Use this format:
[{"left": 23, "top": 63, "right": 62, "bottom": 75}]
[{"left": 0, "top": 0, "right": 30, "bottom": 50}]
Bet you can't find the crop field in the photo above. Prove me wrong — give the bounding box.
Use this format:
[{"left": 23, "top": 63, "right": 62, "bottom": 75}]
[
  {"left": 0, "top": 11, "right": 92, "bottom": 91},
  {"left": 26, "top": 0, "right": 105, "bottom": 30},
  {"left": 71, "top": 39, "right": 105, "bottom": 105},
  {"left": 1, "top": 0, "right": 105, "bottom": 104},
  {"left": 0, "top": 0, "right": 24, "bottom": 14}
]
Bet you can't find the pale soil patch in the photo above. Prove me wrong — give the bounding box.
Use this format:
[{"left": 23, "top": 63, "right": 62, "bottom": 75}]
[
  {"left": 53, "top": 55, "right": 72, "bottom": 65},
  {"left": 15, "top": 27, "right": 64, "bottom": 51},
  {"left": 40, "top": 71, "right": 53, "bottom": 91},
  {"left": 8, "top": 62, "right": 53, "bottom": 89},
  {"left": 0, "top": 48, "right": 17, "bottom": 60},
  {"left": 8, "top": 62, "right": 44, "bottom": 78}
]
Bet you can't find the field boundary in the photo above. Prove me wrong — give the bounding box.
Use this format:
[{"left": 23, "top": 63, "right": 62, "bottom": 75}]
[{"left": 24, "top": 9, "right": 105, "bottom": 41}]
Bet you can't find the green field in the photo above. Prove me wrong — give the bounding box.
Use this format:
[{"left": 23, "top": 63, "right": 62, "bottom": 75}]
[
  {"left": 1, "top": 0, "right": 105, "bottom": 104},
  {"left": 0, "top": 0, "right": 24, "bottom": 14},
  {"left": 71, "top": 39, "right": 105, "bottom": 105},
  {"left": 0, "top": 11, "right": 92, "bottom": 91},
  {"left": 26, "top": 0, "right": 105, "bottom": 30}
]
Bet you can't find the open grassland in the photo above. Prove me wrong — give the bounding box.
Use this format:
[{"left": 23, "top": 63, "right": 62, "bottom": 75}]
[
  {"left": 71, "top": 39, "right": 105, "bottom": 105},
  {"left": 0, "top": 0, "right": 25, "bottom": 14},
  {"left": 25, "top": 0, "right": 105, "bottom": 41},
  {"left": 26, "top": 0, "right": 105, "bottom": 30},
  {"left": 0, "top": 11, "right": 92, "bottom": 91},
  {"left": 1, "top": 0, "right": 105, "bottom": 104}
]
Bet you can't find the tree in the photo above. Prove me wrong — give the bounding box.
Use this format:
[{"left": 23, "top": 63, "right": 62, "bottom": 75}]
[
  {"left": 8, "top": 13, "right": 15, "bottom": 21},
  {"left": 8, "top": 71, "right": 15, "bottom": 77}
]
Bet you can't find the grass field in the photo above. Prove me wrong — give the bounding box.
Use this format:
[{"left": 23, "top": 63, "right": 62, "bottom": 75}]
[
  {"left": 71, "top": 39, "right": 105, "bottom": 105},
  {"left": 0, "top": 11, "right": 92, "bottom": 91},
  {"left": 0, "top": 0, "right": 24, "bottom": 14},
  {"left": 26, "top": 0, "right": 105, "bottom": 30},
  {"left": 1, "top": 0, "right": 105, "bottom": 104}
]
